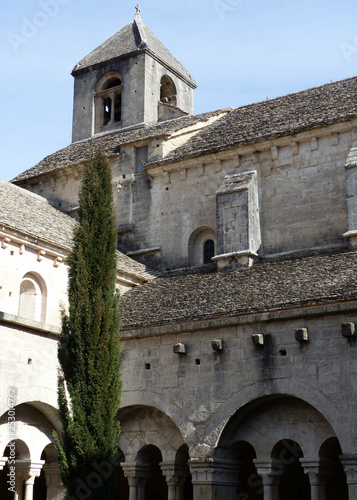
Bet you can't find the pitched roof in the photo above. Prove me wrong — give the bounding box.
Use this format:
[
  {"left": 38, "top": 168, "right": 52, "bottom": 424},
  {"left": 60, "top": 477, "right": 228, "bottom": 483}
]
[
  {"left": 120, "top": 251, "right": 357, "bottom": 330},
  {"left": 147, "top": 76, "right": 357, "bottom": 167},
  {"left": 72, "top": 13, "right": 196, "bottom": 87},
  {"left": 0, "top": 179, "right": 153, "bottom": 281},
  {"left": 13, "top": 76, "right": 357, "bottom": 184},
  {"left": 0, "top": 179, "right": 76, "bottom": 249},
  {"left": 12, "top": 110, "right": 225, "bottom": 183}
]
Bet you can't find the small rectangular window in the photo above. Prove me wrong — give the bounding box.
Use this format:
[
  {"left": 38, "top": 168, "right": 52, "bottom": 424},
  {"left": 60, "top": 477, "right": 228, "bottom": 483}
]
[{"left": 135, "top": 146, "right": 148, "bottom": 174}]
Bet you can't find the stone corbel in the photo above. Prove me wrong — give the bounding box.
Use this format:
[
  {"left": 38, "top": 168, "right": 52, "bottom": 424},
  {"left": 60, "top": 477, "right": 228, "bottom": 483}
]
[
  {"left": 311, "top": 137, "right": 318, "bottom": 151},
  {"left": 54, "top": 256, "right": 63, "bottom": 268},
  {"left": 37, "top": 250, "right": 46, "bottom": 262},
  {"left": 271, "top": 146, "right": 279, "bottom": 160},
  {"left": 197, "top": 163, "right": 205, "bottom": 177},
  {"left": 233, "top": 155, "right": 240, "bottom": 168},
  {"left": 291, "top": 141, "right": 299, "bottom": 156},
  {"left": 1, "top": 237, "right": 11, "bottom": 249},
  {"left": 163, "top": 171, "right": 170, "bottom": 184}
]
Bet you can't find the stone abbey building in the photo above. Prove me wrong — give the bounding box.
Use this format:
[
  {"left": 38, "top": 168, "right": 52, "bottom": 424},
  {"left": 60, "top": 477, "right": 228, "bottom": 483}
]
[{"left": 1, "top": 10, "right": 357, "bottom": 500}]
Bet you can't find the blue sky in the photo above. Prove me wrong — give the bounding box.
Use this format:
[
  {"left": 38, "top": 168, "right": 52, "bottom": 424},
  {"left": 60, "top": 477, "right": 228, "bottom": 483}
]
[{"left": 1, "top": 0, "right": 357, "bottom": 181}]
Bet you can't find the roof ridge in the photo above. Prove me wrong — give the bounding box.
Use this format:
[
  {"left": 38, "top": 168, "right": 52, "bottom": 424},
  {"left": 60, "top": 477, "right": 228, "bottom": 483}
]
[{"left": 134, "top": 13, "right": 147, "bottom": 48}]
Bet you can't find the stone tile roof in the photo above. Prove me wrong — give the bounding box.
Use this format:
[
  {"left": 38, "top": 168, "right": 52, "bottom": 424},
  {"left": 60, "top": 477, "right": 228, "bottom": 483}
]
[
  {"left": 0, "top": 179, "right": 76, "bottom": 249},
  {"left": 120, "top": 251, "right": 357, "bottom": 330},
  {"left": 12, "top": 110, "right": 225, "bottom": 182},
  {"left": 148, "top": 76, "right": 357, "bottom": 167},
  {"left": 0, "top": 180, "right": 153, "bottom": 281},
  {"left": 14, "top": 77, "right": 357, "bottom": 184},
  {"left": 72, "top": 14, "right": 196, "bottom": 87}
]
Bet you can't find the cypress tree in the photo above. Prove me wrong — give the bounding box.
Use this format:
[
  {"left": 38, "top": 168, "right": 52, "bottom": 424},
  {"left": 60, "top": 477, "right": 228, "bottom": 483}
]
[{"left": 55, "top": 152, "right": 121, "bottom": 500}]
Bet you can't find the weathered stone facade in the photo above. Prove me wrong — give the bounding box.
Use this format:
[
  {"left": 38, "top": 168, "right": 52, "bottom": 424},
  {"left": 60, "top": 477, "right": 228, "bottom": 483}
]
[{"left": 2, "top": 10, "right": 357, "bottom": 500}]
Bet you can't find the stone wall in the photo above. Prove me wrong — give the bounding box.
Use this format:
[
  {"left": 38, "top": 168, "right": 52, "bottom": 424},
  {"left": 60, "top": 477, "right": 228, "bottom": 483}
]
[{"left": 119, "top": 301, "right": 357, "bottom": 458}]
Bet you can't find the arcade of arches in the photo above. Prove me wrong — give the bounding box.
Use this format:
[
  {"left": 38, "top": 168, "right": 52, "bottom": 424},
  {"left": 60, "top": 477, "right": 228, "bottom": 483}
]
[{"left": 0, "top": 397, "right": 355, "bottom": 500}]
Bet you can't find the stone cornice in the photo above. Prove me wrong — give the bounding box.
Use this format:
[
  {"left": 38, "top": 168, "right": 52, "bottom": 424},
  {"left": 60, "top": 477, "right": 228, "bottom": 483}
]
[{"left": 146, "top": 119, "right": 357, "bottom": 176}]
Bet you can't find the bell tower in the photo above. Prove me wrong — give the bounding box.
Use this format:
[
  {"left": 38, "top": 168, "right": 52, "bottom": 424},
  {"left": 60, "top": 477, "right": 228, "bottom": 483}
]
[{"left": 71, "top": 9, "right": 197, "bottom": 143}]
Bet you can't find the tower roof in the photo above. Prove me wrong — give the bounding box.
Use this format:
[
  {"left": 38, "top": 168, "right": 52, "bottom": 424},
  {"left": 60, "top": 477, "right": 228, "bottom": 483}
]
[{"left": 72, "top": 13, "right": 197, "bottom": 87}]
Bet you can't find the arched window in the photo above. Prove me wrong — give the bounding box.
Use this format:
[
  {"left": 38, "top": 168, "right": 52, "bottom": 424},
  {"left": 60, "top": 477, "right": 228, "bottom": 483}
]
[
  {"left": 203, "top": 239, "right": 215, "bottom": 264},
  {"left": 18, "top": 273, "right": 47, "bottom": 323},
  {"left": 188, "top": 227, "right": 216, "bottom": 266},
  {"left": 160, "top": 75, "right": 177, "bottom": 106},
  {"left": 95, "top": 72, "right": 123, "bottom": 133}
]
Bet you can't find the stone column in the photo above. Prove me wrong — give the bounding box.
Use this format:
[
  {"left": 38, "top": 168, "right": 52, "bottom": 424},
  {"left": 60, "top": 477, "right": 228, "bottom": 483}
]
[
  {"left": 23, "top": 474, "right": 37, "bottom": 500},
  {"left": 340, "top": 454, "right": 357, "bottom": 500},
  {"left": 14, "top": 460, "right": 39, "bottom": 500},
  {"left": 300, "top": 458, "right": 332, "bottom": 500},
  {"left": 23, "top": 461, "right": 45, "bottom": 500},
  {"left": 254, "top": 459, "right": 283, "bottom": 500},
  {"left": 44, "top": 463, "right": 65, "bottom": 500},
  {"left": 122, "top": 462, "right": 151, "bottom": 500},
  {"left": 161, "top": 463, "right": 178, "bottom": 500},
  {"left": 14, "top": 474, "right": 23, "bottom": 500},
  {"left": 189, "top": 458, "right": 240, "bottom": 500}
]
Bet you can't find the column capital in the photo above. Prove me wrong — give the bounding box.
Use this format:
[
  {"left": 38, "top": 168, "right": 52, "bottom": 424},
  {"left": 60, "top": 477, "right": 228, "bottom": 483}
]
[
  {"left": 254, "top": 458, "right": 284, "bottom": 481},
  {"left": 121, "top": 462, "right": 151, "bottom": 486},
  {"left": 15, "top": 459, "right": 45, "bottom": 483},
  {"left": 160, "top": 462, "right": 178, "bottom": 486},
  {"left": 340, "top": 454, "right": 357, "bottom": 484},
  {"left": 300, "top": 458, "right": 333, "bottom": 486}
]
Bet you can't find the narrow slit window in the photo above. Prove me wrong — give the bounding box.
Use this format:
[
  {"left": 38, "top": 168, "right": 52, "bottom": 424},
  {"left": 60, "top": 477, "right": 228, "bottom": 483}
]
[
  {"left": 103, "top": 98, "right": 111, "bottom": 126},
  {"left": 203, "top": 239, "right": 215, "bottom": 264},
  {"left": 114, "top": 95, "right": 122, "bottom": 122}
]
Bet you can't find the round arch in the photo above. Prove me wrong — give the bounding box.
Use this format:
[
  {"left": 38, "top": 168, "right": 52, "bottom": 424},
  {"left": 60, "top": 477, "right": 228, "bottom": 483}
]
[
  {"left": 95, "top": 71, "right": 123, "bottom": 132},
  {"left": 120, "top": 391, "right": 197, "bottom": 446},
  {"left": 203, "top": 379, "right": 351, "bottom": 455},
  {"left": 0, "top": 394, "right": 60, "bottom": 432},
  {"left": 117, "top": 404, "right": 188, "bottom": 463},
  {"left": 95, "top": 70, "right": 123, "bottom": 93},
  {"left": 188, "top": 226, "right": 216, "bottom": 266},
  {"left": 160, "top": 75, "right": 177, "bottom": 106},
  {"left": 19, "top": 271, "right": 48, "bottom": 323}
]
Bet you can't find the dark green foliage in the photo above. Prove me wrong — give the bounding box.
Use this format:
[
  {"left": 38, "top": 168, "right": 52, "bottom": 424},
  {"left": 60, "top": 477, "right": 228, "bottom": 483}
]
[{"left": 55, "top": 152, "right": 121, "bottom": 500}]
